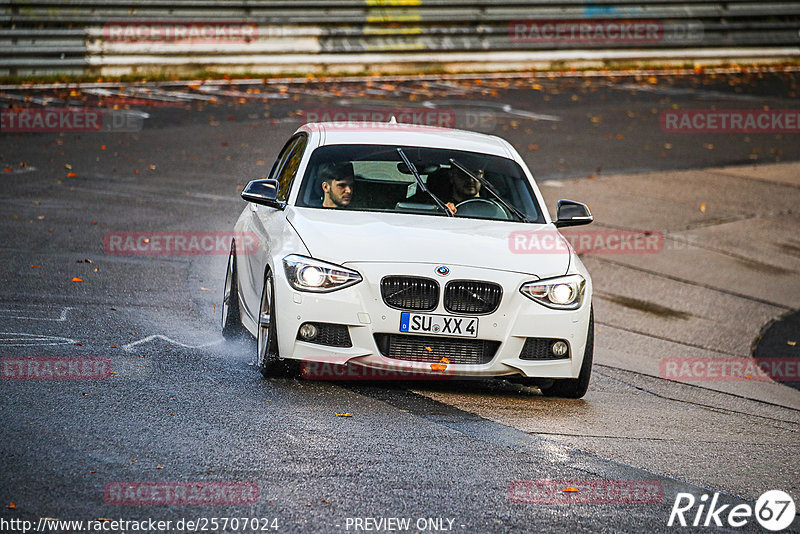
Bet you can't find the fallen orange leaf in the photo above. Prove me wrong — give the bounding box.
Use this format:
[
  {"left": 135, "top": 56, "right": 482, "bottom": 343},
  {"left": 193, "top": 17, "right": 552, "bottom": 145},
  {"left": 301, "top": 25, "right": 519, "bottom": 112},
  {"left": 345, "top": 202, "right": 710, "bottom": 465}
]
[
  {"left": 72, "top": 277, "right": 83, "bottom": 282},
  {"left": 563, "top": 486, "right": 579, "bottom": 493}
]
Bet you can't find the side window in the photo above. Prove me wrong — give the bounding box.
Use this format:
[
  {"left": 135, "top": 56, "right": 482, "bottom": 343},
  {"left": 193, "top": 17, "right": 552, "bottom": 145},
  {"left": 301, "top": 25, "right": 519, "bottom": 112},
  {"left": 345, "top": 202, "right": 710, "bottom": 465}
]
[
  {"left": 268, "top": 137, "right": 298, "bottom": 181},
  {"left": 275, "top": 134, "right": 308, "bottom": 202}
]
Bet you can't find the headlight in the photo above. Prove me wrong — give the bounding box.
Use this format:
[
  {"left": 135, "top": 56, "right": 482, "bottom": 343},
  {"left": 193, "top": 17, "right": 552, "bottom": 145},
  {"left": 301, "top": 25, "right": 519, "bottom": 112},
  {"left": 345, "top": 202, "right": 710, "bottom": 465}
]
[
  {"left": 283, "top": 255, "right": 362, "bottom": 292},
  {"left": 520, "top": 274, "right": 586, "bottom": 309}
]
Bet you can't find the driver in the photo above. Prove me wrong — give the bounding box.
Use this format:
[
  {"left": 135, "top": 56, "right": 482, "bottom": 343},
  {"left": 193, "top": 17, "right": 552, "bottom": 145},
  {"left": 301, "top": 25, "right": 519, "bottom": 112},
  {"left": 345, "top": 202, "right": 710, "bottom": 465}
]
[
  {"left": 319, "top": 161, "right": 355, "bottom": 208},
  {"left": 447, "top": 167, "right": 483, "bottom": 204},
  {"left": 405, "top": 165, "right": 485, "bottom": 213}
]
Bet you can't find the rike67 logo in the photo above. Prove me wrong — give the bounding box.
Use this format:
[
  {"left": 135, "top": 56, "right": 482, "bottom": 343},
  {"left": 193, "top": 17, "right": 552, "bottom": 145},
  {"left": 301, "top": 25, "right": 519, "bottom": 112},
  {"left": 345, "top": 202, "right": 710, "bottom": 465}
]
[{"left": 668, "top": 490, "right": 796, "bottom": 531}]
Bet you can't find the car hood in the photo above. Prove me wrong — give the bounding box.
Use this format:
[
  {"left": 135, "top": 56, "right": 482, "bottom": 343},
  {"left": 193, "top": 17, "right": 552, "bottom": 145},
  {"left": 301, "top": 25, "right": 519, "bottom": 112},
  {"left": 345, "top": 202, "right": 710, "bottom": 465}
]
[{"left": 286, "top": 207, "right": 570, "bottom": 277}]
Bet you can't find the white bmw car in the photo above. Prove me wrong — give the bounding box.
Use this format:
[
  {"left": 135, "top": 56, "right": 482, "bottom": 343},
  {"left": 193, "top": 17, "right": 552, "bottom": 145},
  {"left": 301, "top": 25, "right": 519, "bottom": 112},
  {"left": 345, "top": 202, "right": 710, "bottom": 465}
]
[{"left": 222, "top": 122, "right": 595, "bottom": 398}]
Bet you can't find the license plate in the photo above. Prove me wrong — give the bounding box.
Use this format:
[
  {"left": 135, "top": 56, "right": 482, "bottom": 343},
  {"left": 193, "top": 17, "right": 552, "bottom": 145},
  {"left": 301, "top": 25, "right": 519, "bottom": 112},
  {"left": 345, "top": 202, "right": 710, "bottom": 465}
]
[{"left": 399, "top": 312, "right": 478, "bottom": 338}]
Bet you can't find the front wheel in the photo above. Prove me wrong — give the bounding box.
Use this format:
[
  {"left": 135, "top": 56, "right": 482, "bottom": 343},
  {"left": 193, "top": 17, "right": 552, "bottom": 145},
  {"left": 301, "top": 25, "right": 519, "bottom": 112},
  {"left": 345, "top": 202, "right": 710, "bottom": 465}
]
[
  {"left": 539, "top": 308, "right": 594, "bottom": 399},
  {"left": 256, "top": 270, "right": 291, "bottom": 377}
]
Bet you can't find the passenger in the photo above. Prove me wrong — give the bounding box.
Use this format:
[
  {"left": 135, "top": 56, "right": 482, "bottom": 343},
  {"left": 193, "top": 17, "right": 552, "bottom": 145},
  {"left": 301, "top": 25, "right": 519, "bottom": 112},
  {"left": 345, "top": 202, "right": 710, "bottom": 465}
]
[{"left": 319, "top": 161, "right": 355, "bottom": 208}]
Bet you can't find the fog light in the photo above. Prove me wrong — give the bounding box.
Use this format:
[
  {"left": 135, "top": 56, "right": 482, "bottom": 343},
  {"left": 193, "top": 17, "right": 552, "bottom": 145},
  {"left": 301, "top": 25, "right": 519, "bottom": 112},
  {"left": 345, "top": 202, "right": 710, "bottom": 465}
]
[
  {"left": 299, "top": 323, "right": 318, "bottom": 340},
  {"left": 551, "top": 341, "right": 568, "bottom": 357}
]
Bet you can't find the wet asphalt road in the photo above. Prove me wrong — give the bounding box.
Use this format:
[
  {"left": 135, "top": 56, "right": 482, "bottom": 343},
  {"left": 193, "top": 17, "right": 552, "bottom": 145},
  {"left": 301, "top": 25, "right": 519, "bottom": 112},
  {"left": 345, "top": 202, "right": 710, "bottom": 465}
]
[{"left": 1, "top": 70, "right": 799, "bottom": 533}]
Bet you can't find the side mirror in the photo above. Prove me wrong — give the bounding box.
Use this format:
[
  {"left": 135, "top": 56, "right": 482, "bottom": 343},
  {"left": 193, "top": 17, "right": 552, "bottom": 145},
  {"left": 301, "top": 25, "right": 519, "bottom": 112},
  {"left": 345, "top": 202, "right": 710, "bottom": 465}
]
[
  {"left": 554, "top": 199, "right": 592, "bottom": 228},
  {"left": 241, "top": 179, "right": 285, "bottom": 209}
]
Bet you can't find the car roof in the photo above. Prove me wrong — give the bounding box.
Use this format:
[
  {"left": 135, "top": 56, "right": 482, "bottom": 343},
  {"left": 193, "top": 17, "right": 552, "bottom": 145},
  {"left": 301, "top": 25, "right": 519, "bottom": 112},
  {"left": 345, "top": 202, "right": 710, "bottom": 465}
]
[{"left": 298, "top": 122, "right": 514, "bottom": 158}]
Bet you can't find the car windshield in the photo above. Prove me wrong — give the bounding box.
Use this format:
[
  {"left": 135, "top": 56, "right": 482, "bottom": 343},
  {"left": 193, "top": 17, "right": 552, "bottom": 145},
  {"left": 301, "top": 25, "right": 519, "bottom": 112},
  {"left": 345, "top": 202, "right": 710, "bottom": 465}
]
[{"left": 295, "top": 144, "right": 544, "bottom": 222}]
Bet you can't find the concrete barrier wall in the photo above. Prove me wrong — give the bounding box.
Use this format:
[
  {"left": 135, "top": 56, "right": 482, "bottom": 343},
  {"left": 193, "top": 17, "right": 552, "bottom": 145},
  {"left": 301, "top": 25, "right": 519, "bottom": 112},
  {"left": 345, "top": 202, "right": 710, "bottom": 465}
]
[{"left": 2, "top": 1, "right": 799, "bottom": 76}]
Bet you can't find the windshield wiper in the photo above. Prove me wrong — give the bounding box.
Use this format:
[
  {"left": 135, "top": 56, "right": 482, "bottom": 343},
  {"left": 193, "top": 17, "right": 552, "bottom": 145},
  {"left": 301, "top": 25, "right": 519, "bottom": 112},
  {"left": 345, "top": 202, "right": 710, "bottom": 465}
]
[
  {"left": 397, "top": 147, "right": 453, "bottom": 217},
  {"left": 449, "top": 158, "right": 529, "bottom": 222}
]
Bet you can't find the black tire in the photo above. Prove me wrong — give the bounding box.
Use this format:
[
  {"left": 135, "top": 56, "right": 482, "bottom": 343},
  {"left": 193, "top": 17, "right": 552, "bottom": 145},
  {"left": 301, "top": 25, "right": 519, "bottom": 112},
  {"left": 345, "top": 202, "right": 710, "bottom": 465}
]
[
  {"left": 256, "top": 270, "right": 291, "bottom": 377},
  {"left": 539, "top": 307, "right": 594, "bottom": 399},
  {"left": 221, "top": 242, "right": 247, "bottom": 339}
]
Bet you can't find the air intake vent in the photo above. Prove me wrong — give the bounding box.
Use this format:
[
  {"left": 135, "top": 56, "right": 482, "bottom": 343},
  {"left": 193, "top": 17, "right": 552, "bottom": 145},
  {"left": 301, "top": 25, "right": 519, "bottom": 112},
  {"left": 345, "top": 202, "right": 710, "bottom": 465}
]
[
  {"left": 519, "top": 338, "right": 570, "bottom": 360},
  {"left": 374, "top": 333, "right": 499, "bottom": 365}
]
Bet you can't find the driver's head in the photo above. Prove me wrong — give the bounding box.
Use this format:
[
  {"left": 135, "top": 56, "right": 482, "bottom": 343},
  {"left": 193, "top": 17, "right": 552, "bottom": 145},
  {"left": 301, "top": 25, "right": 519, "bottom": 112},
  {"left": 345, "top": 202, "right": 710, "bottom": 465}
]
[
  {"left": 319, "top": 161, "right": 355, "bottom": 208},
  {"left": 449, "top": 167, "right": 483, "bottom": 203}
]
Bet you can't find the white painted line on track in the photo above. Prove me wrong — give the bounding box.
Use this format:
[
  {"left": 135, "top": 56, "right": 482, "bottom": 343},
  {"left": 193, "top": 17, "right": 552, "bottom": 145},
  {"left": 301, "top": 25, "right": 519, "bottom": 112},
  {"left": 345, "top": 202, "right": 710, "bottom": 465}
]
[
  {"left": 0, "top": 93, "right": 63, "bottom": 106},
  {"left": 0, "top": 307, "right": 73, "bottom": 322},
  {"left": 122, "top": 334, "right": 223, "bottom": 353},
  {"left": 423, "top": 99, "right": 561, "bottom": 121},
  {"left": 194, "top": 86, "right": 289, "bottom": 100},
  {"left": 611, "top": 83, "right": 764, "bottom": 102},
  {"left": 0, "top": 332, "right": 77, "bottom": 346},
  {"left": 130, "top": 87, "right": 217, "bottom": 102}
]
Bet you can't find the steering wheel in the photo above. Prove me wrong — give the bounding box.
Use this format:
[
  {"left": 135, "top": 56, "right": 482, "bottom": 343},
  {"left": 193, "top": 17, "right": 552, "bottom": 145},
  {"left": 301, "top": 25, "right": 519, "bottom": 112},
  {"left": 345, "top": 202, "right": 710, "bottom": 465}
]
[{"left": 454, "top": 198, "right": 511, "bottom": 220}]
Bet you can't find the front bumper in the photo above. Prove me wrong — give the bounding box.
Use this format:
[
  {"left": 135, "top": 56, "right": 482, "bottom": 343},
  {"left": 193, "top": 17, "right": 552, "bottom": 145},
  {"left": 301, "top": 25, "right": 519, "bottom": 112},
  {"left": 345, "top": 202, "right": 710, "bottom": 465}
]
[{"left": 274, "top": 262, "right": 592, "bottom": 379}]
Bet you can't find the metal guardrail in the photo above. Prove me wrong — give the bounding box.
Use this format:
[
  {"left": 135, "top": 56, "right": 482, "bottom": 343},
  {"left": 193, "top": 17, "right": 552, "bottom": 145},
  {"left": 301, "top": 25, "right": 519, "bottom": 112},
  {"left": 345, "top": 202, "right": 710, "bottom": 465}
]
[{"left": 2, "top": 1, "right": 799, "bottom": 76}]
